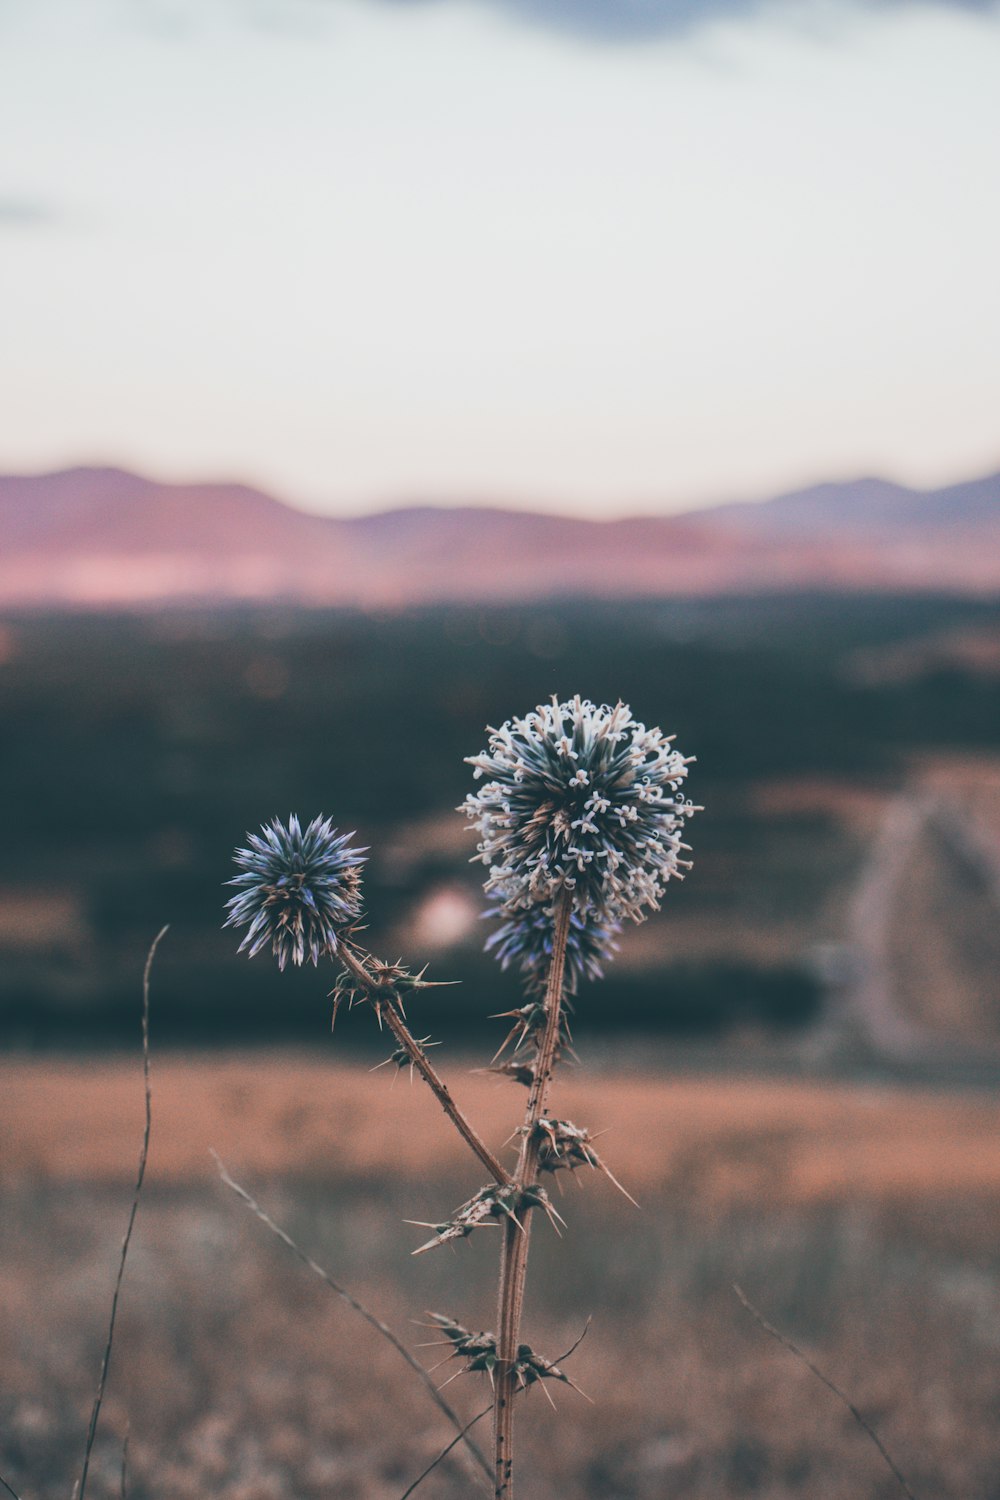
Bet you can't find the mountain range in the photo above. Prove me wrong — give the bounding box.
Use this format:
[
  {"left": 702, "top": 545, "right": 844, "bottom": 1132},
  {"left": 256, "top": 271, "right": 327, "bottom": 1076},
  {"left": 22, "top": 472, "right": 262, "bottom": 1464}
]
[{"left": 0, "top": 465, "right": 997, "bottom": 606}]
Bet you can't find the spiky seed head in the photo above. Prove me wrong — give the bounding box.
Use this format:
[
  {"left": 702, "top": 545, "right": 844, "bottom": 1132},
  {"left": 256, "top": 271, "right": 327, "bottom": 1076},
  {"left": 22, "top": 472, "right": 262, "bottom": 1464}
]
[
  {"left": 224, "top": 814, "right": 366, "bottom": 970},
  {"left": 462, "top": 696, "right": 698, "bottom": 926},
  {"left": 485, "top": 901, "right": 620, "bottom": 995}
]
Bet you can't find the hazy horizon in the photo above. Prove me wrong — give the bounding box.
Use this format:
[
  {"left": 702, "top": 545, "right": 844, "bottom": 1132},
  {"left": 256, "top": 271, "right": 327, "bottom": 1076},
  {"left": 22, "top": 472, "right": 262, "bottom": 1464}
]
[
  {"left": 3, "top": 0, "right": 1000, "bottom": 518},
  {"left": 5, "top": 450, "right": 1000, "bottom": 525}
]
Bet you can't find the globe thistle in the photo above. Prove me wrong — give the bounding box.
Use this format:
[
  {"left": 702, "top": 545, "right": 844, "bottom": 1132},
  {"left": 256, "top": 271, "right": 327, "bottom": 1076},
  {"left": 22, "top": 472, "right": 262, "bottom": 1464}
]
[
  {"left": 224, "top": 814, "right": 366, "bottom": 970},
  {"left": 462, "top": 696, "right": 697, "bottom": 925},
  {"left": 484, "top": 902, "right": 620, "bottom": 997}
]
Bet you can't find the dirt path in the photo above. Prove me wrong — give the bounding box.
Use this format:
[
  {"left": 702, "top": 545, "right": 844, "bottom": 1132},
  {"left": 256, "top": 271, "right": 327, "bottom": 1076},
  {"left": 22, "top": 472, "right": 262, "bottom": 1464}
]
[{"left": 835, "top": 771, "right": 1000, "bottom": 1069}]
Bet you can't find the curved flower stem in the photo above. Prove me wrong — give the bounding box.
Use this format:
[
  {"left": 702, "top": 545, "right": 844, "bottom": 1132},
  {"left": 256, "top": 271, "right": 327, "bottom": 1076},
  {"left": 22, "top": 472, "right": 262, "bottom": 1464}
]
[
  {"left": 492, "top": 889, "right": 574, "bottom": 1500},
  {"left": 337, "top": 944, "right": 511, "bottom": 1187},
  {"left": 380, "top": 1001, "right": 511, "bottom": 1186}
]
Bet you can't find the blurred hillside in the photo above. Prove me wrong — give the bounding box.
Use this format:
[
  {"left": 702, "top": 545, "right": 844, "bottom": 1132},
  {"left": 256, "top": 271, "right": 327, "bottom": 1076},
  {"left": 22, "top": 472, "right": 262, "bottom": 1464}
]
[
  {"left": 0, "top": 594, "right": 998, "bottom": 1059},
  {"left": 1, "top": 465, "right": 999, "bottom": 604}
]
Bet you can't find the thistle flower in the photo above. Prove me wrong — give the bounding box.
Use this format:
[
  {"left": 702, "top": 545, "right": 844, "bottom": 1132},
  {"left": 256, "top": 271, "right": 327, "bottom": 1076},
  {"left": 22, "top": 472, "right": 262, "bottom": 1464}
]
[
  {"left": 462, "top": 696, "right": 698, "bottom": 925},
  {"left": 224, "top": 814, "right": 366, "bottom": 970},
  {"left": 485, "top": 901, "right": 620, "bottom": 996}
]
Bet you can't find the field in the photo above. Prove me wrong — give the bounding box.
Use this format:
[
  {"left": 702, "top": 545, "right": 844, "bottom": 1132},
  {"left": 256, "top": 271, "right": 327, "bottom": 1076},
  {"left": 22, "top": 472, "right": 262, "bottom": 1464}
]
[
  {"left": 2, "top": 593, "right": 999, "bottom": 1497},
  {"left": 4, "top": 1053, "right": 1000, "bottom": 1499}
]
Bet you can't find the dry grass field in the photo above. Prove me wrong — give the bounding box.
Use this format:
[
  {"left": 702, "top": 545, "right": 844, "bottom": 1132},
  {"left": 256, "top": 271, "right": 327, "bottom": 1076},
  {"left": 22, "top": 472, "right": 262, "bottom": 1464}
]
[{"left": 3, "top": 1053, "right": 1000, "bottom": 1500}]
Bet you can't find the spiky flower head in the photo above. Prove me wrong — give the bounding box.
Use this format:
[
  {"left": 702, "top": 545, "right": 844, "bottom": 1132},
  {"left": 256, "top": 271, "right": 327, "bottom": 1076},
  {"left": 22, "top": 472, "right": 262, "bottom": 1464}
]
[
  {"left": 462, "top": 696, "right": 697, "bottom": 925},
  {"left": 224, "top": 814, "right": 366, "bottom": 970},
  {"left": 485, "top": 902, "right": 620, "bottom": 996}
]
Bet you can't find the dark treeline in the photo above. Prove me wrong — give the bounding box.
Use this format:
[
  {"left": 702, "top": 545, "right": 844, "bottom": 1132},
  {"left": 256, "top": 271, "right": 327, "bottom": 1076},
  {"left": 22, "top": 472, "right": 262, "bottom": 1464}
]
[{"left": 1, "top": 593, "right": 996, "bottom": 1047}]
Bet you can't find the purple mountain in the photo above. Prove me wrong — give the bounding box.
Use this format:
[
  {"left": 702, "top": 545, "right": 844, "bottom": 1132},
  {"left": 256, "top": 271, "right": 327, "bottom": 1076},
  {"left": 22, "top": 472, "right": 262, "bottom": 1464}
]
[{"left": 0, "top": 464, "right": 997, "bottom": 605}]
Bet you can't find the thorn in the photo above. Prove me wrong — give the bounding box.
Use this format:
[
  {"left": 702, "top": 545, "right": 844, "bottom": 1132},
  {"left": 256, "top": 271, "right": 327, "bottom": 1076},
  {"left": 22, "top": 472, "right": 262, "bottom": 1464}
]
[
  {"left": 554, "top": 1317, "right": 592, "bottom": 1364},
  {"left": 546, "top": 1200, "right": 568, "bottom": 1229},
  {"left": 601, "top": 1164, "right": 640, "bottom": 1209}
]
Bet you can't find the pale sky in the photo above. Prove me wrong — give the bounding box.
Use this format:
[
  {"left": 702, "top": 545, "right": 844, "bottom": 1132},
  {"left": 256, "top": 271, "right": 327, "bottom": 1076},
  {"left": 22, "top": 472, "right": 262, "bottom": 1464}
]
[{"left": 2, "top": 0, "right": 999, "bottom": 517}]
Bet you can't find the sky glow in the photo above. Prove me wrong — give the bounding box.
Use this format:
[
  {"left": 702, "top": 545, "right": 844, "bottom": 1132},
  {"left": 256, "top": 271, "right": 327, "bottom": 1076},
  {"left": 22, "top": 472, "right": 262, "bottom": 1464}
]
[{"left": 2, "top": 0, "right": 999, "bottom": 516}]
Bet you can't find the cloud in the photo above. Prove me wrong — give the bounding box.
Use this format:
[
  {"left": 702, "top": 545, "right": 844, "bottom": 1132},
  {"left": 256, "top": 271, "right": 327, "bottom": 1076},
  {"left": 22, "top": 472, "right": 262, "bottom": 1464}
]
[
  {"left": 485, "top": 0, "right": 761, "bottom": 43},
  {"left": 4, "top": 0, "right": 996, "bottom": 47},
  {"left": 369, "top": 0, "right": 1000, "bottom": 43},
  {"left": 0, "top": 197, "right": 61, "bottom": 229}
]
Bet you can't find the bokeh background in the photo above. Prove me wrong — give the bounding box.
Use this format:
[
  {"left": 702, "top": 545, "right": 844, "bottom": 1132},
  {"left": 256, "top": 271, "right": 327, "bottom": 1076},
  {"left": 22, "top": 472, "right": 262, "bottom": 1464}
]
[{"left": 2, "top": 2, "right": 1000, "bottom": 1496}]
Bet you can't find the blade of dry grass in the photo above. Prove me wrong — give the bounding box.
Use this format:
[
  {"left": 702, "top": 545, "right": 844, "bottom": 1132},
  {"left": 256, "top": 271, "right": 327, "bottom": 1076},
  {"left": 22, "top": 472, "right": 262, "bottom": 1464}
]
[
  {"left": 119, "top": 1428, "right": 129, "bottom": 1500},
  {"left": 0, "top": 1472, "right": 23, "bottom": 1500},
  {"left": 213, "top": 1155, "right": 491, "bottom": 1486},
  {"left": 77, "top": 926, "right": 167, "bottom": 1500},
  {"left": 399, "top": 1405, "right": 492, "bottom": 1500},
  {"left": 733, "top": 1282, "right": 918, "bottom": 1500}
]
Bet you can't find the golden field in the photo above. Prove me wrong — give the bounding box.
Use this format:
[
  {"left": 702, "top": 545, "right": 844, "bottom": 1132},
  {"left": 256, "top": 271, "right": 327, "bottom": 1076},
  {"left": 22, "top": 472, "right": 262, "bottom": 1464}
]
[{"left": 3, "top": 1052, "right": 1000, "bottom": 1499}]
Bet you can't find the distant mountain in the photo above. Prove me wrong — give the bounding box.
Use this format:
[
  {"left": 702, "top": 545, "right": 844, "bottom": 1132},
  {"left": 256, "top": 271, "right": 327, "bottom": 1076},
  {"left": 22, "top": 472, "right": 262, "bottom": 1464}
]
[
  {"left": 699, "top": 472, "right": 1000, "bottom": 533},
  {"left": 0, "top": 464, "right": 997, "bottom": 606},
  {"left": 0, "top": 467, "right": 337, "bottom": 552}
]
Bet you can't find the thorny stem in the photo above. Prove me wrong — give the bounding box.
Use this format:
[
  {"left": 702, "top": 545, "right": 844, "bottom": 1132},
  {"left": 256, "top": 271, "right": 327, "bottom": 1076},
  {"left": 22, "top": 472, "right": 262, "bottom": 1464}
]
[
  {"left": 492, "top": 889, "right": 574, "bottom": 1500},
  {"left": 337, "top": 944, "right": 511, "bottom": 1187}
]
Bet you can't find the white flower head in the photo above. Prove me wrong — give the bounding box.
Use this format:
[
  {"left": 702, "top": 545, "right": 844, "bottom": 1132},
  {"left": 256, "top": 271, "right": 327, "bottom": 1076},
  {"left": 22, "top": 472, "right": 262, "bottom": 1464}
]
[{"left": 462, "top": 696, "right": 698, "bottom": 926}]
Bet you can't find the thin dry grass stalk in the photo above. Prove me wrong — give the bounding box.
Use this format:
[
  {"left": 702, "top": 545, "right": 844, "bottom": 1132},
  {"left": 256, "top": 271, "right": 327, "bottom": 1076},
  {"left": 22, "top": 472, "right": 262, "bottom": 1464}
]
[
  {"left": 733, "top": 1282, "right": 918, "bottom": 1500},
  {"left": 213, "top": 1154, "right": 492, "bottom": 1486},
  {"left": 77, "top": 925, "right": 167, "bottom": 1500},
  {"left": 397, "top": 1405, "right": 492, "bottom": 1500}
]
